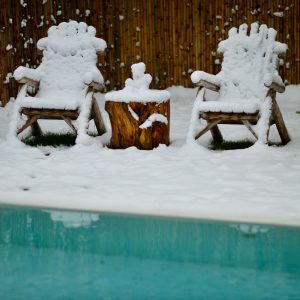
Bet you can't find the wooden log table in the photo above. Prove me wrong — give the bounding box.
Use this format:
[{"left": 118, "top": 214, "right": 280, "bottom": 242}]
[{"left": 105, "top": 99, "right": 170, "bottom": 150}]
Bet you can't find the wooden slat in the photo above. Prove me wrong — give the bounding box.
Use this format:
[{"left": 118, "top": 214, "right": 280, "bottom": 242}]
[
  {"left": 22, "top": 108, "right": 79, "bottom": 119},
  {"left": 194, "top": 119, "right": 221, "bottom": 140},
  {"left": 91, "top": 97, "right": 106, "bottom": 135},
  {"left": 210, "top": 125, "right": 223, "bottom": 143},
  {"left": 269, "top": 94, "right": 291, "bottom": 145},
  {"left": 18, "top": 77, "right": 39, "bottom": 89},
  {"left": 242, "top": 120, "right": 258, "bottom": 140},
  {"left": 31, "top": 120, "right": 42, "bottom": 136},
  {"left": 196, "top": 79, "right": 220, "bottom": 92},
  {"left": 17, "top": 115, "right": 39, "bottom": 135},
  {"left": 62, "top": 116, "right": 77, "bottom": 133},
  {"left": 266, "top": 82, "right": 286, "bottom": 93},
  {"left": 201, "top": 111, "right": 259, "bottom": 123}
]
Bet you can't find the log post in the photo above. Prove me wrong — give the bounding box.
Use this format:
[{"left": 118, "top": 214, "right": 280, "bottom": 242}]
[
  {"left": 105, "top": 100, "right": 170, "bottom": 150},
  {"left": 267, "top": 88, "right": 291, "bottom": 145}
]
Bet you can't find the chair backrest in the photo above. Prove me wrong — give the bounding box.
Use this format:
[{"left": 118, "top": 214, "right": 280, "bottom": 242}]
[
  {"left": 36, "top": 21, "right": 106, "bottom": 100},
  {"left": 216, "top": 23, "right": 287, "bottom": 101}
]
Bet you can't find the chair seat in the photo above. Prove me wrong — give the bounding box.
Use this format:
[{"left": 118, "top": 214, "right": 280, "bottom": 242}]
[
  {"left": 20, "top": 96, "right": 82, "bottom": 110},
  {"left": 198, "top": 100, "right": 260, "bottom": 114}
]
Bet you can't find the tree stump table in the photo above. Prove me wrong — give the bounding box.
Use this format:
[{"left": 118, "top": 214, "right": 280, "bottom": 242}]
[{"left": 105, "top": 99, "right": 170, "bottom": 150}]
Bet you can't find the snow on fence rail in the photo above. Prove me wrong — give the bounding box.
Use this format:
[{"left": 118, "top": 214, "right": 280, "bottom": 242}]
[{"left": 0, "top": 0, "right": 299, "bottom": 106}]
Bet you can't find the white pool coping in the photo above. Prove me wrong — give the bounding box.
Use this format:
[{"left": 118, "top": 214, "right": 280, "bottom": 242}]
[{"left": 0, "top": 193, "right": 299, "bottom": 228}]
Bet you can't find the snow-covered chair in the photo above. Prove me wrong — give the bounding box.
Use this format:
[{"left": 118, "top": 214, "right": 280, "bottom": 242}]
[
  {"left": 188, "top": 23, "right": 290, "bottom": 145},
  {"left": 10, "top": 21, "right": 107, "bottom": 144}
]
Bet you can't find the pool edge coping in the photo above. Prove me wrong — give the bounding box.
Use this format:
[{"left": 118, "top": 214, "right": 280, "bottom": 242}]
[{"left": 0, "top": 194, "right": 299, "bottom": 228}]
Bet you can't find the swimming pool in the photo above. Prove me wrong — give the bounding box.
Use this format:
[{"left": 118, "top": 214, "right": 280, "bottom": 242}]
[{"left": 0, "top": 205, "right": 299, "bottom": 299}]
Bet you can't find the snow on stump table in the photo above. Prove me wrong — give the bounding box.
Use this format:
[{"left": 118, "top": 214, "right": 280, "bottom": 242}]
[{"left": 105, "top": 62, "right": 170, "bottom": 150}]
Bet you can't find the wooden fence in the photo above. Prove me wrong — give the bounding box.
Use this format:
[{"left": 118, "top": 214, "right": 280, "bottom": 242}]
[{"left": 0, "top": 0, "right": 299, "bottom": 105}]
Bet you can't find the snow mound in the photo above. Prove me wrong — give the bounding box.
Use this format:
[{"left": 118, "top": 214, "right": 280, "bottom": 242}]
[
  {"left": 125, "top": 62, "right": 152, "bottom": 89},
  {"left": 105, "top": 62, "right": 170, "bottom": 103}
]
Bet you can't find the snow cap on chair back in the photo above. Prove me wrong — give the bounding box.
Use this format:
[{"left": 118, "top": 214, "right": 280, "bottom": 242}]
[
  {"left": 34, "top": 21, "right": 107, "bottom": 100},
  {"left": 37, "top": 21, "right": 107, "bottom": 56},
  {"left": 216, "top": 22, "right": 287, "bottom": 101}
]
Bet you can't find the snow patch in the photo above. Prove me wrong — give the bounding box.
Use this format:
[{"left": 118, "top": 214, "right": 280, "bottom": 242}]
[
  {"left": 6, "top": 44, "right": 13, "bottom": 51},
  {"left": 21, "top": 19, "right": 27, "bottom": 28},
  {"left": 191, "top": 71, "right": 220, "bottom": 86},
  {"left": 20, "top": 0, "right": 27, "bottom": 7},
  {"left": 128, "top": 105, "right": 139, "bottom": 121},
  {"left": 273, "top": 11, "right": 284, "bottom": 17},
  {"left": 3, "top": 73, "right": 13, "bottom": 84},
  {"left": 197, "top": 100, "right": 260, "bottom": 113},
  {"left": 139, "top": 114, "right": 168, "bottom": 129},
  {"left": 19, "top": 96, "right": 81, "bottom": 110}
]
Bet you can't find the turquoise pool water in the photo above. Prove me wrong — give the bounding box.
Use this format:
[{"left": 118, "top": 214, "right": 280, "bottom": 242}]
[{"left": 0, "top": 205, "right": 300, "bottom": 300}]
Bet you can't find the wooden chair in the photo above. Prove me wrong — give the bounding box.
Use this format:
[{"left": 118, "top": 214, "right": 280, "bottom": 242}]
[
  {"left": 11, "top": 21, "right": 107, "bottom": 144},
  {"left": 188, "top": 23, "right": 290, "bottom": 146}
]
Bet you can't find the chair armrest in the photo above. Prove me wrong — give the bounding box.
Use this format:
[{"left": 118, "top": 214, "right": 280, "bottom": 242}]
[
  {"left": 265, "top": 82, "right": 285, "bottom": 93},
  {"left": 191, "top": 71, "right": 220, "bottom": 92},
  {"left": 17, "top": 77, "right": 39, "bottom": 89},
  {"left": 264, "top": 73, "right": 285, "bottom": 93},
  {"left": 13, "top": 66, "right": 40, "bottom": 89},
  {"left": 195, "top": 79, "right": 220, "bottom": 92},
  {"left": 84, "top": 68, "right": 105, "bottom": 92},
  {"left": 86, "top": 81, "right": 105, "bottom": 92}
]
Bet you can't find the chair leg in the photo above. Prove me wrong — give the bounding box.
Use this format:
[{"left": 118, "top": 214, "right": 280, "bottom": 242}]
[
  {"left": 62, "top": 116, "right": 77, "bottom": 134},
  {"left": 272, "top": 99, "right": 290, "bottom": 145},
  {"left": 210, "top": 125, "right": 223, "bottom": 143},
  {"left": 195, "top": 119, "right": 221, "bottom": 140},
  {"left": 31, "top": 121, "right": 42, "bottom": 136},
  {"left": 17, "top": 115, "right": 39, "bottom": 135},
  {"left": 91, "top": 97, "right": 106, "bottom": 136},
  {"left": 242, "top": 120, "right": 258, "bottom": 140}
]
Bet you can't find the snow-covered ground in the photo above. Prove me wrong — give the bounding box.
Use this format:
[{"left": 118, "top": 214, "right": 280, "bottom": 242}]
[{"left": 0, "top": 86, "right": 300, "bottom": 226}]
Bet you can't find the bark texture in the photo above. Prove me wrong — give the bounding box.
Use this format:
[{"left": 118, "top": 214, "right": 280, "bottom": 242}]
[{"left": 105, "top": 100, "right": 170, "bottom": 150}]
